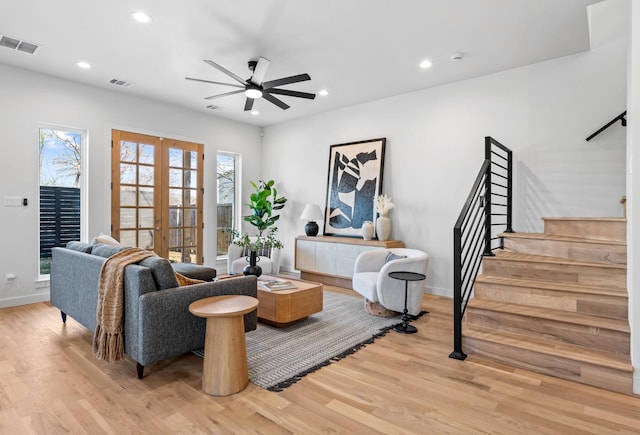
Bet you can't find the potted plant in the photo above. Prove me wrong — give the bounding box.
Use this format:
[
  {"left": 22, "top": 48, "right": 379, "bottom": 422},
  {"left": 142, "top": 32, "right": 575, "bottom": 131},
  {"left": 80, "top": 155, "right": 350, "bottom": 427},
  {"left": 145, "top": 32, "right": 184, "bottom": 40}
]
[{"left": 233, "top": 180, "right": 287, "bottom": 276}]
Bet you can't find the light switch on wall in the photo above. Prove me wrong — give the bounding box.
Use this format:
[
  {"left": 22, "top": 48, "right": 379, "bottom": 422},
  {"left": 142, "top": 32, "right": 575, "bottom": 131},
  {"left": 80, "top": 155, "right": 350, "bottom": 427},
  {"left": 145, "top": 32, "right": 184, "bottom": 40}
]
[{"left": 4, "top": 196, "right": 22, "bottom": 207}]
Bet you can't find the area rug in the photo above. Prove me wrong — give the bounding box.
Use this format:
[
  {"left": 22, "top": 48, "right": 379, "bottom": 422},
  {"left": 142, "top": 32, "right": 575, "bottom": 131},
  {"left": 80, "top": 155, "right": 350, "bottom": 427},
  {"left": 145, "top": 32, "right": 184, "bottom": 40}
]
[{"left": 195, "top": 291, "right": 425, "bottom": 392}]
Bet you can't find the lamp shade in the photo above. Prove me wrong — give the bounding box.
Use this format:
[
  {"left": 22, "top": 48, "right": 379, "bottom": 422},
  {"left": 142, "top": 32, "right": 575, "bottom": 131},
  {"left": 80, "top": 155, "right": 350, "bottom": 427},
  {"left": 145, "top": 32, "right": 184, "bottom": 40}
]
[{"left": 300, "top": 204, "right": 323, "bottom": 221}]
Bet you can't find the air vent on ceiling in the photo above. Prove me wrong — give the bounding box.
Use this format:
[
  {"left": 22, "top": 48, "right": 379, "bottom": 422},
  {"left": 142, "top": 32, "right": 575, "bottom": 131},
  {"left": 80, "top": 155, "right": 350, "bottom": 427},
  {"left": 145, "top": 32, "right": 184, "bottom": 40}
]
[
  {"left": 109, "top": 78, "right": 133, "bottom": 88},
  {"left": 0, "top": 34, "right": 39, "bottom": 54},
  {"left": 206, "top": 105, "right": 221, "bottom": 110}
]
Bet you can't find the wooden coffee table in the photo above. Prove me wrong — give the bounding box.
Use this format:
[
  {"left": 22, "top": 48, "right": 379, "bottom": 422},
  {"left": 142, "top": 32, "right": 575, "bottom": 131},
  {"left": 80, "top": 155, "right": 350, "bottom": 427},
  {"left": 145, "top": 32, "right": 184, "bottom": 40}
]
[{"left": 256, "top": 275, "right": 323, "bottom": 327}]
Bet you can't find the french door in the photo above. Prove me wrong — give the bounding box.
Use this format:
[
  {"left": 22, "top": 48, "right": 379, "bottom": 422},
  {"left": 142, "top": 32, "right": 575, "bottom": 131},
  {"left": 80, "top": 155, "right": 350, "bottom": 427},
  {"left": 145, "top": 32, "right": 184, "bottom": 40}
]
[{"left": 111, "top": 130, "right": 204, "bottom": 263}]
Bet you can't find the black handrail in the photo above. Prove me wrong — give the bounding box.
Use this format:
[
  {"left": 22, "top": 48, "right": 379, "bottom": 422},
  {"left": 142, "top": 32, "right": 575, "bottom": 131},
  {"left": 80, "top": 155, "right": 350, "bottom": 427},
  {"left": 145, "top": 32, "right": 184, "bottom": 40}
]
[
  {"left": 450, "top": 136, "right": 513, "bottom": 360},
  {"left": 585, "top": 111, "right": 627, "bottom": 141}
]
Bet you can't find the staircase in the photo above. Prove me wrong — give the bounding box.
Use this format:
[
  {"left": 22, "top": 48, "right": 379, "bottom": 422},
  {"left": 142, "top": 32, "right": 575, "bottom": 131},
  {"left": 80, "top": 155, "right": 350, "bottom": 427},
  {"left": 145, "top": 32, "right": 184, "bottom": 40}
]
[{"left": 463, "top": 217, "right": 633, "bottom": 394}]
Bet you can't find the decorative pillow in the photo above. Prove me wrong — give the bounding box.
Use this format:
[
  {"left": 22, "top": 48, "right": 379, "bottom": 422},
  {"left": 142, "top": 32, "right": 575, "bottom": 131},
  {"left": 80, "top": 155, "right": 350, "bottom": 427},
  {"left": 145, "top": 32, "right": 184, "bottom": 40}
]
[
  {"left": 175, "top": 273, "right": 205, "bottom": 286},
  {"left": 66, "top": 241, "right": 93, "bottom": 253},
  {"left": 91, "top": 233, "right": 121, "bottom": 246},
  {"left": 171, "top": 263, "right": 217, "bottom": 281},
  {"left": 91, "top": 244, "right": 127, "bottom": 258},
  {"left": 139, "top": 256, "right": 180, "bottom": 290},
  {"left": 385, "top": 252, "right": 407, "bottom": 263}
]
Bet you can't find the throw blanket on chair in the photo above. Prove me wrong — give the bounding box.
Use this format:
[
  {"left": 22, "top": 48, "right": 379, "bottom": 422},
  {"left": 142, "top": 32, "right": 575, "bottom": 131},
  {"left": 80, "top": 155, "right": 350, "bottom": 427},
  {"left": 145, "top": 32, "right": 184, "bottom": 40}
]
[{"left": 93, "top": 247, "right": 157, "bottom": 362}]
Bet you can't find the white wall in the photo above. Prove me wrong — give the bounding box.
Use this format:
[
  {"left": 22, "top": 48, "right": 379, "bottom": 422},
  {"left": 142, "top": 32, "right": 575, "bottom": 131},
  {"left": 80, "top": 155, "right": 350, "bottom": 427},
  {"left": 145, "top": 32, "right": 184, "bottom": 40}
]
[
  {"left": 0, "top": 64, "right": 262, "bottom": 307},
  {"left": 627, "top": 0, "right": 640, "bottom": 394},
  {"left": 262, "top": 39, "right": 627, "bottom": 297}
]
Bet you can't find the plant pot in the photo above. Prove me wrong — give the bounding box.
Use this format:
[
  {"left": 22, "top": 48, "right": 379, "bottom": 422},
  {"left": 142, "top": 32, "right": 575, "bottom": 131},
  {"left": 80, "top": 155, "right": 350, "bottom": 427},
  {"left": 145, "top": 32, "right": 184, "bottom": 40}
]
[{"left": 242, "top": 250, "right": 262, "bottom": 277}]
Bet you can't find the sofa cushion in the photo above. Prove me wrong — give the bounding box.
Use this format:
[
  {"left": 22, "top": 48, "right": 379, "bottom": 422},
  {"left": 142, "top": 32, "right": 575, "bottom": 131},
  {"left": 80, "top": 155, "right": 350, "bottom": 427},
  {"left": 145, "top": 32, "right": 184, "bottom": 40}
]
[
  {"left": 66, "top": 241, "right": 93, "bottom": 253},
  {"left": 91, "top": 233, "right": 122, "bottom": 246},
  {"left": 171, "top": 263, "right": 217, "bottom": 281},
  {"left": 139, "top": 256, "right": 180, "bottom": 290},
  {"left": 92, "top": 244, "right": 127, "bottom": 258}
]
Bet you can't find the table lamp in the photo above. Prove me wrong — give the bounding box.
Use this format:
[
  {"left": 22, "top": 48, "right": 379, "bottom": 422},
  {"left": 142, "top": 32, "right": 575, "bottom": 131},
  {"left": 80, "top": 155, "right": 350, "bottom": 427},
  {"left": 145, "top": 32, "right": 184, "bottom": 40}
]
[{"left": 300, "top": 204, "right": 323, "bottom": 236}]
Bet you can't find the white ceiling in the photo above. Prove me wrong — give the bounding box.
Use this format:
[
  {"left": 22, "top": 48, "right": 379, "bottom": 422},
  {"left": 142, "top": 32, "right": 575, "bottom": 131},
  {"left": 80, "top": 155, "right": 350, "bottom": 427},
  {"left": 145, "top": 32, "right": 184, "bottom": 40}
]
[{"left": 0, "top": 0, "right": 604, "bottom": 127}]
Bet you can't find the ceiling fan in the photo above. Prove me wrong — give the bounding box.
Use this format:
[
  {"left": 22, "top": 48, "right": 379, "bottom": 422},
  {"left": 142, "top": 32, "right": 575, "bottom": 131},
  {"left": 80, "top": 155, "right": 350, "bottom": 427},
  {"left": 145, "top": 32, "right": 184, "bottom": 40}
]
[{"left": 185, "top": 57, "right": 316, "bottom": 111}]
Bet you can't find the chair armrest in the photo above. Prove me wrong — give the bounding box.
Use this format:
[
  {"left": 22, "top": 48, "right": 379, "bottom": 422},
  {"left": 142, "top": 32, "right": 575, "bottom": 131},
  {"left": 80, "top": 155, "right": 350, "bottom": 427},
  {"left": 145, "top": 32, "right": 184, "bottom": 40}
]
[
  {"left": 378, "top": 255, "right": 429, "bottom": 279},
  {"left": 270, "top": 248, "right": 281, "bottom": 275},
  {"left": 353, "top": 250, "right": 388, "bottom": 273},
  {"left": 227, "top": 244, "right": 244, "bottom": 273}
]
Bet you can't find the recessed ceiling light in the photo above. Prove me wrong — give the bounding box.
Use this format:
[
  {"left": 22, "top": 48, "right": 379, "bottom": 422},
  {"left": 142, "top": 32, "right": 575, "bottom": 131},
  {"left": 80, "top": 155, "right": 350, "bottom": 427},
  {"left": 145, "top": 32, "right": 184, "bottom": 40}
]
[
  {"left": 77, "top": 61, "right": 91, "bottom": 69},
  {"left": 133, "top": 12, "right": 151, "bottom": 23},
  {"left": 419, "top": 59, "right": 433, "bottom": 69},
  {"left": 318, "top": 89, "right": 329, "bottom": 97},
  {"left": 251, "top": 110, "right": 259, "bottom": 116}
]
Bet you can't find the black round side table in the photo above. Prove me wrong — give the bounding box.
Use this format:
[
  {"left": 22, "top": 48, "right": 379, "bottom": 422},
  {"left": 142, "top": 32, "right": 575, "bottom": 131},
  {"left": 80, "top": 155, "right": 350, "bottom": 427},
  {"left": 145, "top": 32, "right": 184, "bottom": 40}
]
[{"left": 388, "top": 271, "right": 426, "bottom": 334}]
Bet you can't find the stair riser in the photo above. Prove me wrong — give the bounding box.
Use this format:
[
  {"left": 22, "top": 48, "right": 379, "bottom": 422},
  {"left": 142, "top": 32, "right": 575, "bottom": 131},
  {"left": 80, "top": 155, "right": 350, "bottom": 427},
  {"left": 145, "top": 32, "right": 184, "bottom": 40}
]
[
  {"left": 543, "top": 219, "right": 626, "bottom": 242},
  {"left": 482, "top": 259, "right": 626, "bottom": 289},
  {"left": 474, "top": 283, "right": 628, "bottom": 320},
  {"left": 502, "top": 237, "right": 626, "bottom": 265},
  {"left": 464, "top": 336, "right": 633, "bottom": 395},
  {"left": 465, "top": 308, "right": 630, "bottom": 355}
]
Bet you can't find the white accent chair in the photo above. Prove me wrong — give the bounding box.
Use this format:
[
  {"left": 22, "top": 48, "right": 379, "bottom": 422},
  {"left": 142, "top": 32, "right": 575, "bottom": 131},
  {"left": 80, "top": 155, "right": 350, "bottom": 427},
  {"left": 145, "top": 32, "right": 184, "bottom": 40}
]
[
  {"left": 227, "top": 238, "right": 282, "bottom": 275},
  {"left": 352, "top": 248, "right": 429, "bottom": 316}
]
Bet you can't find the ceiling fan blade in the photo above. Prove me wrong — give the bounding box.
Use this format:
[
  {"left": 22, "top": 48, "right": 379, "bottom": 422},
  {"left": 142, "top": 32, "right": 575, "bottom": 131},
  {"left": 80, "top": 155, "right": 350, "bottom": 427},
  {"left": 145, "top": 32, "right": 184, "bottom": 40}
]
[
  {"left": 204, "top": 89, "right": 245, "bottom": 100},
  {"left": 185, "top": 77, "right": 244, "bottom": 88},
  {"left": 262, "top": 93, "right": 290, "bottom": 110},
  {"left": 203, "top": 59, "right": 246, "bottom": 85},
  {"left": 244, "top": 98, "right": 255, "bottom": 111},
  {"left": 250, "top": 57, "right": 271, "bottom": 86},
  {"left": 262, "top": 73, "right": 311, "bottom": 90},
  {"left": 266, "top": 88, "right": 316, "bottom": 99}
]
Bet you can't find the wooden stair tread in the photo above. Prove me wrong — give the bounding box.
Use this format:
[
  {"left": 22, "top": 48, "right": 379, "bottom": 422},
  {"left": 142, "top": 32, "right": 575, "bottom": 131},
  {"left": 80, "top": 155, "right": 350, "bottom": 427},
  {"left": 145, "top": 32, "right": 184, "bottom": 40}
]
[
  {"left": 492, "top": 250, "right": 627, "bottom": 270},
  {"left": 468, "top": 299, "right": 630, "bottom": 332},
  {"left": 498, "top": 232, "right": 626, "bottom": 246},
  {"left": 474, "top": 275, "right": 628, "bottom": 298},
  {"left": 464, "top": 325, "right": 632, "bottom": 372},
  {"left": 541, "top": 217, "right": 626, "bottom": 222}
]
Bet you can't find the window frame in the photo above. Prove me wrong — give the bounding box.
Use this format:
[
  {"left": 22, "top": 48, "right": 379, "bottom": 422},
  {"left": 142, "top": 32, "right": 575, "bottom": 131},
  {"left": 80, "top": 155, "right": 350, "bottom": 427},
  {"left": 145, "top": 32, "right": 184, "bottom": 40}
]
[
  {"left": 37, "top": 123, "right": 88, "bottom": 279},
  {"left": 216, "top": 151, "right": 241, "bottom": 260}
]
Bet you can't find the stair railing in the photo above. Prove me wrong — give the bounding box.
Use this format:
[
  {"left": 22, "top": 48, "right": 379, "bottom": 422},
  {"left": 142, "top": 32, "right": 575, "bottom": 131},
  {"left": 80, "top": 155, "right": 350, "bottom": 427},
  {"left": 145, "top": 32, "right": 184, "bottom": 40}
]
[
  {"left": 450, "top": 136, "right": 513, "bottom": 360},
  {"left": 585, "top": 111, "right": 627, "bottom": 141}
]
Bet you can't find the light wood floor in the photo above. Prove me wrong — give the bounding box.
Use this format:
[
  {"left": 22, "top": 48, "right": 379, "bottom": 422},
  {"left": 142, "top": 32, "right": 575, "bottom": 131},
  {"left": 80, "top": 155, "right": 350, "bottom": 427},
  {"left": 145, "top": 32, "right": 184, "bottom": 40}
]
[{"left": 1, "top": 288, "right": 640, "bottom": 434}]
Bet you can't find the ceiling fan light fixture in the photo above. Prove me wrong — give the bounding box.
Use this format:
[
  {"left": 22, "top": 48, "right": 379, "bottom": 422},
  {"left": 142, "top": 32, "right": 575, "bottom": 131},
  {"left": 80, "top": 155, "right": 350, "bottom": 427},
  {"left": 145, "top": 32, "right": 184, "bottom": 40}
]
[
  {"left": 132, "top": 12, "right": 151, "bottom": 23},
  {"left": 245, "top": 88, "right": 263, "bottom": 99}
]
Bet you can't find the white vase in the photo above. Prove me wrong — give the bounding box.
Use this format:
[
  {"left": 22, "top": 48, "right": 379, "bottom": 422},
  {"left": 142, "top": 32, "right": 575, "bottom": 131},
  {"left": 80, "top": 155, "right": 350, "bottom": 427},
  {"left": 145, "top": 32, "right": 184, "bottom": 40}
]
[
  {"left": 362, "top": 221, "right": 374, "bottom": 240},
  {"left": 376, "top": 215, "right": 391, "bottom": 241}
]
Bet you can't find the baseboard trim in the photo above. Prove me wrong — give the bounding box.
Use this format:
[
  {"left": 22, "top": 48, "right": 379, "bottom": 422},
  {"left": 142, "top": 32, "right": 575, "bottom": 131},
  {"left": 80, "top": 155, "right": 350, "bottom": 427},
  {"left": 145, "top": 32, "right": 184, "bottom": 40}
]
[
  {"left": 424, "top": 285, "right": 452, "bottom": 298},
  {"left": 0, "top": 291, "right": 50, "bottom": 308}
]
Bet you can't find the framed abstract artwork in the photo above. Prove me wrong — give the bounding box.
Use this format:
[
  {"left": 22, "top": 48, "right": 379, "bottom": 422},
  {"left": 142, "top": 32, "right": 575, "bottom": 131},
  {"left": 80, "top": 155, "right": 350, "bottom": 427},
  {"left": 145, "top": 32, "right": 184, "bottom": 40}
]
[{"left": 323, "top": 138, "right": 386, "bottom": 237}]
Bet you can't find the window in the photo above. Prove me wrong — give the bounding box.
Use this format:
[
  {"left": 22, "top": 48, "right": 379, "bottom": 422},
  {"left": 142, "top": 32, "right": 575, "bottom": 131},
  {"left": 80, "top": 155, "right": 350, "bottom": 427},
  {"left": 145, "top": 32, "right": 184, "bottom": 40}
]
[
  {"left": 39, "top": 126, "right": 86, "bottom": 276},
  {"left": 217, "top": 152, "right": 239, "bottom": 257}
]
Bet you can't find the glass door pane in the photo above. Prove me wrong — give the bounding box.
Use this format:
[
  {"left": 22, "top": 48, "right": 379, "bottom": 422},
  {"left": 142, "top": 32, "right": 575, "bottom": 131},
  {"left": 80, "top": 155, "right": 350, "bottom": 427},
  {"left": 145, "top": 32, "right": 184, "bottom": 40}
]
[
  {"left": 112, "top": 131, "right": 161, "bottom": 253},
  {"left": 166, "top": 146, "right": 202, "bottom": 263}
]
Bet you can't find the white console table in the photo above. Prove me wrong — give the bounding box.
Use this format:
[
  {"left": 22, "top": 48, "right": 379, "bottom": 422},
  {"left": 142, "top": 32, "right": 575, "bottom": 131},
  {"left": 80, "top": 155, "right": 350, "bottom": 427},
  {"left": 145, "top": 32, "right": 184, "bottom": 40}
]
[{"left": 294, "top": 235, "right": 405, "bottom": 288}]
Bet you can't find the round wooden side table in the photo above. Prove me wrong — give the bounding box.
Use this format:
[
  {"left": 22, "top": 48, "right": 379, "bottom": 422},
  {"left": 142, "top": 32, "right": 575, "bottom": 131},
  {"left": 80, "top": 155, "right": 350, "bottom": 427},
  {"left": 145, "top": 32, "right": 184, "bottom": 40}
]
[
  {"left": 189, "top": 295, "right": 259, "bottom": 396},
  {"left": 388, "top": 271, "right": 426, "bottom": 334}
]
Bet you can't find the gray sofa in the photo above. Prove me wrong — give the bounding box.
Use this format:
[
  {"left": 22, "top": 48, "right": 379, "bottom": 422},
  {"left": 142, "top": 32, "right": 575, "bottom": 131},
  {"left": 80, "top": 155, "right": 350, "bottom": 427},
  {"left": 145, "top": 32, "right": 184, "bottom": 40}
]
[{"left": 50, "top": 243, "right": 257, "bottom": 378}]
